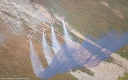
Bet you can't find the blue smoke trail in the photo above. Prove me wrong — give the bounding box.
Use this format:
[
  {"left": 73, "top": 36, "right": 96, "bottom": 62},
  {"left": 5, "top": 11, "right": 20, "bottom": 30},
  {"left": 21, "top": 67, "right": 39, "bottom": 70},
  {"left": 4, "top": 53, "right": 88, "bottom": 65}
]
[
  {"left": 42, "top": 32, "right": 53, "bottom": 66},
  {"left": 81, "top": 31, "right": 128, "bottom": 67},
  {"left": 30, "top": 39, "right": 44, "bottom": 78},
  {"left": 107, "top": 32, "right": 128, "bottom": 52},
  {"left": 30, "top": 30, "right": 128, "bottom": 79},
  {"left": 51, "top": 24, "right": 61, "bottom": 54}
]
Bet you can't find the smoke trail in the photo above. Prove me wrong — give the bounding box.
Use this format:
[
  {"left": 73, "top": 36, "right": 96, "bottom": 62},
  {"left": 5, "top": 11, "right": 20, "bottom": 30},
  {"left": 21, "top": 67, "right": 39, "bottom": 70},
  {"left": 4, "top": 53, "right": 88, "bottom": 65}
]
[
  {"left": 30, "top": 39, "right": 44, "bottom": 78},
  {"left": 62, "top": 20, "right": 72, "bottom": 42},
  {"left": 51, "top": 25, "right": 61, "bottom": 54},
  {"left": 107, "top": 32, "right": 128, "bottom": 52},
  {"left": 50, "top": 31, "right": 128, "bottom": 72},
  {"left": 81, "top": 31, "right": 128, "bottom": 67},
  {"left": 30, "top": 30, "right": 128, "bottom": 79},
  {"left": 42, "top": 32, "right": 53, "bottom": 65}
]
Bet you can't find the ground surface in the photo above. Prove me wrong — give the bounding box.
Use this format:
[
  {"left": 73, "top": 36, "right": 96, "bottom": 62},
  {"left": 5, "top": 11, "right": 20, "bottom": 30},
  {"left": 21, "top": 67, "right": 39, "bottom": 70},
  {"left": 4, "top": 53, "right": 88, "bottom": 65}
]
[{"left": 0, "top": 0, "right": 128, "bottom": 80}]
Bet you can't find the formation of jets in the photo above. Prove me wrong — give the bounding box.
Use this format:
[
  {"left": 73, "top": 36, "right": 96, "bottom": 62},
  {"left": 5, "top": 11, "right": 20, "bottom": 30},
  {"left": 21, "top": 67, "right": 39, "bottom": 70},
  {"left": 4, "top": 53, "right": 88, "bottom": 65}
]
[{"left": 28, "top": 16, "right": 65, "bottom": 39}]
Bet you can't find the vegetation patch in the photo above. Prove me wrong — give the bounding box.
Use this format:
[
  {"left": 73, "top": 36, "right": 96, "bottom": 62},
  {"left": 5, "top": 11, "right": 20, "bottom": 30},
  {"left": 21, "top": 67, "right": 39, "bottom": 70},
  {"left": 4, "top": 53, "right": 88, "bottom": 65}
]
[{"left": 118, "top": 72, "right": 128, "bottom": 80}]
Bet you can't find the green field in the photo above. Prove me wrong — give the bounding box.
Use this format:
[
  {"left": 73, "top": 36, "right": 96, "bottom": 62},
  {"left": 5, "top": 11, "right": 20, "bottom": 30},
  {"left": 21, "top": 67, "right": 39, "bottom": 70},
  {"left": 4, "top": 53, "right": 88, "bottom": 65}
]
[{"left": 118, "top": 72, "right": 128, "bottom": 80}]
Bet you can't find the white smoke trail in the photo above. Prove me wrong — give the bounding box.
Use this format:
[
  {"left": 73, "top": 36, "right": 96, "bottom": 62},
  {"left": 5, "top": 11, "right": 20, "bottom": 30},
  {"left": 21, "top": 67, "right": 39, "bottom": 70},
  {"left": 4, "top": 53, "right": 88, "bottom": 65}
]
[
  {"left": 62, "top": 20, "right": 71, "bottom": 40},
  {"left": 30, "top": 39, "right": 44, "bottom": 78},
  {"left": 51, "top": 25, "right": 61, "bottom": 54},
  {"left": 62, "top": 20, "right": 74, "bottom": 46},
  {"left": 42, "top": 32, "right": 53, "bottom": 65}
]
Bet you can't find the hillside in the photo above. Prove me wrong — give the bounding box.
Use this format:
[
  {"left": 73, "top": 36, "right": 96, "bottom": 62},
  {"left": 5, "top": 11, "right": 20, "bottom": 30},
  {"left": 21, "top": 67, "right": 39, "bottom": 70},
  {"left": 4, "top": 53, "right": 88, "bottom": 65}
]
[
  {"left": 37, "top": 0, "right": 128, "bottom": 59},
  {"left": 0, "top": 0, "right": 128, "bottom": 80}
]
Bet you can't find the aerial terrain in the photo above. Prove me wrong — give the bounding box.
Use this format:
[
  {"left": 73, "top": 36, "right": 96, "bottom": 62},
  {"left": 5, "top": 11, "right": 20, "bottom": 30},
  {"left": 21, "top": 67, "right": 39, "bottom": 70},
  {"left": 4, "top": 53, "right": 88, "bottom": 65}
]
[{"left": 0, "top": 0, "right": 128, "bottom": 80}]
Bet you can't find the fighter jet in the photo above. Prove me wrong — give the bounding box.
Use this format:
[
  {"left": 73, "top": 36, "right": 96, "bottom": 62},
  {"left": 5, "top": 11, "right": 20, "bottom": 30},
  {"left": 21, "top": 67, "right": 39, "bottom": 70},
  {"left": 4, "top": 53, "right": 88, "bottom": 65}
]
[
  {"left": 40, "top": 27, "right": 45, "bottom": 31},
  {"left": 49, "top": 21, "right": 54, "bottom": 25},
  {"left": 27, "top": 35, "right": 33, "bottom": 38},
  {"left": 61, "top": 16, "right": 65, "bottom": 20}
]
